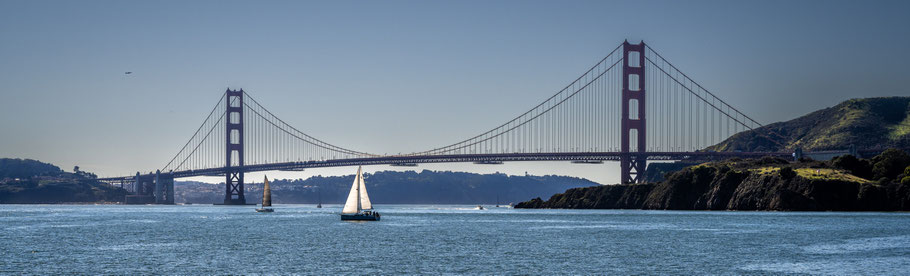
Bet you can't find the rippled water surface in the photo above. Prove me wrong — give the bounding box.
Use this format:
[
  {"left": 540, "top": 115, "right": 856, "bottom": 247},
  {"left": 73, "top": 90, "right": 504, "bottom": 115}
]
[{"left": 1, "top": 205, "right": 909, "bottom": 274}]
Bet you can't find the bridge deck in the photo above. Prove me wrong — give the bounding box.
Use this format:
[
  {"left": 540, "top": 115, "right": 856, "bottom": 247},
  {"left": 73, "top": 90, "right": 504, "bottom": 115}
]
[{"left": 99, "top": 151, "right": 791, "bottom": 181}]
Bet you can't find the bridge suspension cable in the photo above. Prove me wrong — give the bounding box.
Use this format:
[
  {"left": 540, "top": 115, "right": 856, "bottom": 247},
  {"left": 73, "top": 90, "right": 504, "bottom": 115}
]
[
  {"left": 643, "top": 45, "right": 787, "bottom": 150},
  {"left": 241, "top": 91, "right": 379, "bottom": 166},
  {"left": 154, "top": 41, "right": 783, "bottom": 176},
  {"left": 403, "top": 42, "right": 778, "bottom": 156},
  {"left": 404, "top": 44, "right": 626, "bottom": 156},
  {"left": 161, "top": 94, "right": 228, "bottom": 172},
  {"left": 160, "top": 90, "right": 378, "bottom": 173}
]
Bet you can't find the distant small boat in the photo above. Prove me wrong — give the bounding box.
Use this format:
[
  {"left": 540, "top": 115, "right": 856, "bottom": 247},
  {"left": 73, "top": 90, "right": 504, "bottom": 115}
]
[
  {"left": 340, "top": 166, "right": 380, "bottom": 221},
  {"left": 495, "top": 196, "right": 510, "bottom": 208},
  {"left": 476, "top": 205, "right": 485, "bottom": 210},
  {"left": 316, "top": 186, "right": 322, "bottom": 208},
  {"left": 256, "top": 175, "right": 274, "bottom": 213}
]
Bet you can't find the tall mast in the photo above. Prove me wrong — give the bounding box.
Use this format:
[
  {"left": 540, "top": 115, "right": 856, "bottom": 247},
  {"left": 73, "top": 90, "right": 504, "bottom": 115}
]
[{"left": 356, "top": 166, "right": 362, "bottom": 212}]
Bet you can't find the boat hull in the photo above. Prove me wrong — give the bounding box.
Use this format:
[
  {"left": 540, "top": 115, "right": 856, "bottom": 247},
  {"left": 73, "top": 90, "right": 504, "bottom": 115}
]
[
  {"left": 341, "top": 213, "right": 380, "bottom": 221},
  {"left": 255, "top": 208, "right": 274, "bottom": 212}
]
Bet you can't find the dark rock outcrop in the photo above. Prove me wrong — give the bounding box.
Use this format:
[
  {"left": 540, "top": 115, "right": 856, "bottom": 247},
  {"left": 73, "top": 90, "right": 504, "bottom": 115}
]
[
  {"left": 514, "top": 184, "right": 653, "bottom": 209},
  {"left": 516, "top": 156, "right": 910, "bottom": 211}
]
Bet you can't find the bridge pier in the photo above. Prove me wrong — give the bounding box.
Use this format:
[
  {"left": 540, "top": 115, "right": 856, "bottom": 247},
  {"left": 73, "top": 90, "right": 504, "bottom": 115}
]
[
  {"left": 125, "top": 172, "right": 156, "bottom": 204},
  {"left": 154, "top": 170, "right": 175, "bottom": 204},
  {"left": 154, "top": 170, "right": 162, "bottom": 203},
  {"left": 621, "top": 153, "right": 647, "bottom": 184}
]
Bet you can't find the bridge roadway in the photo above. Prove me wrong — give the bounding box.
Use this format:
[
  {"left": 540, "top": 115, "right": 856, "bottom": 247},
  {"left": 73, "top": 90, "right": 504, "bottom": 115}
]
[{"left": 98, "top": 151, "right": 793, "bottom": 181}]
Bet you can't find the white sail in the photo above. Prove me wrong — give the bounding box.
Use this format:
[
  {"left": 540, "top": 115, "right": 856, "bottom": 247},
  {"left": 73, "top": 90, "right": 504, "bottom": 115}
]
[
  {"left": 359, "top": 169, "right": 372, "bottom": 210},
  {"left": 341, "top": 167, "right": 362, "bottom": 214}
]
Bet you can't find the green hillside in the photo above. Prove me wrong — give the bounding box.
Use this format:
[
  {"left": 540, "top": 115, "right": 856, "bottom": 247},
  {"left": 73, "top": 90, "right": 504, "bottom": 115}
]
[
  {"left": 0, "top": 158, "right": 127, "bottom": 203},
  {"left": 707, "top": 97, "right": 910, "bottom": 152}
]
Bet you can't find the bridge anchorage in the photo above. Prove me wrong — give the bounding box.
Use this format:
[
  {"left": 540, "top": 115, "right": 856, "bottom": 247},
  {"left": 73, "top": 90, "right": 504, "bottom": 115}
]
[{"left": 101, "top": 39, "right": 810, "bottom": 203}]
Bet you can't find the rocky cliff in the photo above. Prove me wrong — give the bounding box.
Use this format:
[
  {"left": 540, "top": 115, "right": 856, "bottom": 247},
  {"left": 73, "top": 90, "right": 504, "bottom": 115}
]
[{"left": 516, "top": 153, "right": 910, "bottom": 211}]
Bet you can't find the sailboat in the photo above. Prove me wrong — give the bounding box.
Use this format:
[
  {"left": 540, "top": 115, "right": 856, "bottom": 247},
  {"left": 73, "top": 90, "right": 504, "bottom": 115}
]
[
  {"left": 340, "top": 166, "right": 380, "bottom": 221},
  {"left": 256, "top": 175, "right": 274, "bottom": 212},
  {"left": 316, "top": 186, "right": 322, "bottom": 208}
]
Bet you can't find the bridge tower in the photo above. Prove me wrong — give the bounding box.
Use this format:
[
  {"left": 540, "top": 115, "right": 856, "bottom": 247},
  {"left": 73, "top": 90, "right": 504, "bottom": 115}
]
[
  {"left": 620, "top": 41, "right": 646, "bottom": 183},
  {"left": 224, "top": 89, "right": 246, "bottom": 205}
]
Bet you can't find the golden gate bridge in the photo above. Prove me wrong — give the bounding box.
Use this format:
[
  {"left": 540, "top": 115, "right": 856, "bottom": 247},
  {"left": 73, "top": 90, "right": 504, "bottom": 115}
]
[{"left": 99, "top": 40, "right": 797, "bottom": 205}]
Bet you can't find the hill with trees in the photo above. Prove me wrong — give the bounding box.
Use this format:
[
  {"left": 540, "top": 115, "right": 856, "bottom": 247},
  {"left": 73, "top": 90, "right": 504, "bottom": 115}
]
[
  {"left": 706, "top": 97, "right": 910, "bottom": 152},
  {"left": 0, "top": 158, "right": 127, "bottom": 203},
  {"left": 516, "top": 149, "right": 910, "bottom": 211}
]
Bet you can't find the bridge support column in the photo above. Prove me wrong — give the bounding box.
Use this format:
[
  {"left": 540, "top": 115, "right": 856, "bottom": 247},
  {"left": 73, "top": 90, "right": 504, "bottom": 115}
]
[
  {"left": 125, "top": 172, "right": 156, "bottom": 204},
  {"left": 134, "top": 172, "right": 141, "bottom": 194},
  {"left": 165, "top": 173, "right": 174, "bottom": 204},
  {"left": 223, "top": 88, "right": 246, "bottom": 205},
  {"left": 620, "top": 41, "right": 647, "bottom": 184},
  {"left": 154, "top": 170, "right": 175, "bottom": 204},
  {"left": 154, "top": 170, "right": 163, "bottom": 204}
]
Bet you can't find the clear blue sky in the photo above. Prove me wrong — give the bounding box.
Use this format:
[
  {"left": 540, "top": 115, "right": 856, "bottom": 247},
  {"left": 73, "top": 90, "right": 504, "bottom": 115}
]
[{"left": 1, "top": 0, "right": 908, "bottom": 184}]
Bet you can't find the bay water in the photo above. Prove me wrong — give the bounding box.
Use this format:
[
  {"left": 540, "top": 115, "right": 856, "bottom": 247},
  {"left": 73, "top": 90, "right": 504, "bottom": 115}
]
[{"left": 1, "top": 205, "right": 909, "bottom": 274}]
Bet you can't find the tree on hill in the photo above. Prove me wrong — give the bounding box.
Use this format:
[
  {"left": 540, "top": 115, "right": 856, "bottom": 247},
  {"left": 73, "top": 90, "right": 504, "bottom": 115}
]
[
  {"left": 0, "top": 158, "right": 126, "bottom": 203},
  {"left": 831, "top": 154, "right": 873, "bottom": 179},
  {"left": 779, "top": 166, "right": 796, "bottom": 179},
  {"left": 871, "top": 149, "right": 910, "bottom": 181}
]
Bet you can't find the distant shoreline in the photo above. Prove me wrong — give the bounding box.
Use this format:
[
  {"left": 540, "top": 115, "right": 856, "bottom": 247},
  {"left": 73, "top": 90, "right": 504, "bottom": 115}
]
[{"left": 2, "top": 203, "right": 908, "bottom": 212}]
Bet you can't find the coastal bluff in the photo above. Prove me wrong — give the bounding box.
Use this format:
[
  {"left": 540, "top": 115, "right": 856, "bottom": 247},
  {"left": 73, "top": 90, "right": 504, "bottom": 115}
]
[{"left": 516, "top": 152, "right": 910, "bottom": 211}]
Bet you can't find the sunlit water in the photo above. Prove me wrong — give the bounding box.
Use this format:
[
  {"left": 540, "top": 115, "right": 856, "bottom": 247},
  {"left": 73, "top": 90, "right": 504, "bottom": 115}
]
[{"left": 1, "top": 205, "right": 908, "bottom": 274}]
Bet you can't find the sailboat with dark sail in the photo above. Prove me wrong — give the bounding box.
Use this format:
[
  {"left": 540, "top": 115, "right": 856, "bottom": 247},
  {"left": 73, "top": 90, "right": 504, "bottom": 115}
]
[
  {"left": 256, "top": 175, "right": 274, "bottom": 212},
  {"left": 316, "top": 186, "right": 322, "bottom": 208},
  {"left": 340, "top": 166, "right": 380, "bottom": 221}
]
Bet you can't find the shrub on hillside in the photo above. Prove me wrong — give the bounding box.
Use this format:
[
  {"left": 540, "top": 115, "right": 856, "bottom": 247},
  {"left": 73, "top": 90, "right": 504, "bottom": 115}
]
[
  {"left": 779, "top": 166, "right": 796, "bottom": 179},
  {"left": 831, "top": 155, "right": 873, "bottom": 179},
  {"left": 871, "top": 149, "right": 910, "bottom": 181}
]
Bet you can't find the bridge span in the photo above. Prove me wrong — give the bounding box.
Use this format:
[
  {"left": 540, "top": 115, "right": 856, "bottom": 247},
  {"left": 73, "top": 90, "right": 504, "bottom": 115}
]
[{"left": 99, "top": 40, "right": 804, "bottom": 204}]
